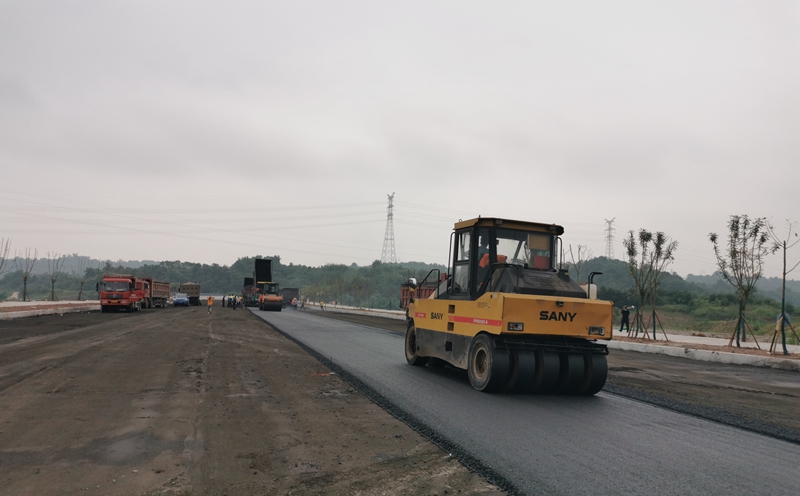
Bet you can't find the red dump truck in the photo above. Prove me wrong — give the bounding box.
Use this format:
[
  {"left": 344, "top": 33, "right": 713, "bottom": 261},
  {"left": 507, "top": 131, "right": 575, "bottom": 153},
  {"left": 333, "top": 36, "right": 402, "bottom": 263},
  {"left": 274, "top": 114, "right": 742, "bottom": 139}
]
[
  {"left": 141, "top": 277, "right": 171, "bottom": 308},
  {"left": 98, "top": 274, "right": 171, "bottom": 312},
  {"left": 98, "top": 274, "right": 147, "bottom": 312},
  {"left": 399, "top": 276, "right": 444, "bottom": 310}
]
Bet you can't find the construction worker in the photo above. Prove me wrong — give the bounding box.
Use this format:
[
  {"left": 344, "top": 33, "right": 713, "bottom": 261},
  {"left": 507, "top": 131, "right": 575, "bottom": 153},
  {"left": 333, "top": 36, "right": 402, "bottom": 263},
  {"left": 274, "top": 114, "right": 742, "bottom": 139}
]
[
  {"left": 207, "top": 295, "right": 214, "bottom": 313},
  {"left": 619, "top": 305, "right": 630, "bottom": 333}
]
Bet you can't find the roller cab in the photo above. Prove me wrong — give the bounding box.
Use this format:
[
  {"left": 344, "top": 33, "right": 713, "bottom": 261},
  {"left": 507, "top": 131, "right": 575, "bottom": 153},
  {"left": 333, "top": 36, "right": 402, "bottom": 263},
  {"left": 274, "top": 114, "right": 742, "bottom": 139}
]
[{"left": 406, "top": 217, "right": 613, "bottom": 395}]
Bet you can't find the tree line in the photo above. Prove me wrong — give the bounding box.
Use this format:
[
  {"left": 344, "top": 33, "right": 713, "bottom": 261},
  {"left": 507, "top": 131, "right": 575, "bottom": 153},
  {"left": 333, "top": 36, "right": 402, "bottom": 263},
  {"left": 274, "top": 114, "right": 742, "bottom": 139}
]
[{"left": 1, "top": 215, "right": 797, "bottom": 352}]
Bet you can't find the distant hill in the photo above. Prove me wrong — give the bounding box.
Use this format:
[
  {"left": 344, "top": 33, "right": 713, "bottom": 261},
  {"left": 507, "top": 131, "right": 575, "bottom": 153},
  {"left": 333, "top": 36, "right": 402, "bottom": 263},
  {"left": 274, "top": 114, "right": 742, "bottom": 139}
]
[
  {"left": 687, "top": 273, "right": 800, "bottom": 307},
  {"left": 568, "top": 257, "right": 800, "bottom": 307},
  {"left": 2, "top": 252, "right": 796, "bottom": 309}
]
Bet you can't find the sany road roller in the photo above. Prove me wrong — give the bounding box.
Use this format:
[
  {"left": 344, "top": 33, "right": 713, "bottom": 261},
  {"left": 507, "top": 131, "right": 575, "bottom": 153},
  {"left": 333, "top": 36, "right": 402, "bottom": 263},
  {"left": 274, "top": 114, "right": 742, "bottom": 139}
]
[{"left": 405, "top": 217, "right": 613, "bottom": 394}]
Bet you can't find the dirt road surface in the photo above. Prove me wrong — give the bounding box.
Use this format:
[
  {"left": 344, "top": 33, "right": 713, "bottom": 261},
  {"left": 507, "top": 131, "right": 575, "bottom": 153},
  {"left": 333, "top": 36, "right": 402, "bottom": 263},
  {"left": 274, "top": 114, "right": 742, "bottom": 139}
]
[
  {"left": 0, "top": 308, "right": 502, "bottom": 495},
  {"left": 3, "top": 307, "right": 799, "bottom": 495}
]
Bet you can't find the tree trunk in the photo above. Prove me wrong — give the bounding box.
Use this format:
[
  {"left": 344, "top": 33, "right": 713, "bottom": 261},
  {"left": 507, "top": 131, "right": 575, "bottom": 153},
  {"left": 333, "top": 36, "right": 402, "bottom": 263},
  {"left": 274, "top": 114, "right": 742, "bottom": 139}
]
[{"left": 781, "top": 240, "right": 788, "bottom": 355}]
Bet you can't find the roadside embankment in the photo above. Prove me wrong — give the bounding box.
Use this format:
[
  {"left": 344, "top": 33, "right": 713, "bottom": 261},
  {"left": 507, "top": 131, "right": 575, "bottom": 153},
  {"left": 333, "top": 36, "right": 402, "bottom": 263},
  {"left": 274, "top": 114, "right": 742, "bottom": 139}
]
[{"left": 0, "top": 301, "right": 100, "bottom": 320}]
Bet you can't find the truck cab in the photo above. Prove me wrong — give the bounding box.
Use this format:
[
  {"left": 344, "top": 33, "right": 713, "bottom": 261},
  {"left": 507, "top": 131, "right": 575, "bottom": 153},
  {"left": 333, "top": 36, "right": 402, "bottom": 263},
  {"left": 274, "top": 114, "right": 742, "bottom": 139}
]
[{"left": 98, "top": 274, "right": 145, "bottom": 312}]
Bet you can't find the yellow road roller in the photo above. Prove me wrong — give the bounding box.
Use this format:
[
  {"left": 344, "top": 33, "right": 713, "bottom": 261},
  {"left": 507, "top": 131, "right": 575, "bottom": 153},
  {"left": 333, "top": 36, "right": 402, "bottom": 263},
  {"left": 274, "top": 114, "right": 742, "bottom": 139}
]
[{"left": 405, "top": 217, "right": 613, "bottom": 394}]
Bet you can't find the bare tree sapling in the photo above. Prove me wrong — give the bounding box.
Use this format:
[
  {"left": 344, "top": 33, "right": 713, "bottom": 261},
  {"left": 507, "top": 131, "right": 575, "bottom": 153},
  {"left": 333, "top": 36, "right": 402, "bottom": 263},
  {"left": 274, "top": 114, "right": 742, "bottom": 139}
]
[
  {"left": 709, "top": 215, "right": 772, "bottom": 347},
  {"left": 0, "top": 238, "right": 10, "bottom": 279},
  {"left": 623, "top": 229, "right": 677, "bottom": 339},
  {"left": 567, "top": 244, "right": 592, "bottom": 284},
  {"left": 46, "top": 252, "right": 66, "bottom": 301},
  {"left": 16, "top": 248, "right": 37, "bottom": 302},
  {"left": 767, "top": 220, "right": 800, "bottom": 355}
]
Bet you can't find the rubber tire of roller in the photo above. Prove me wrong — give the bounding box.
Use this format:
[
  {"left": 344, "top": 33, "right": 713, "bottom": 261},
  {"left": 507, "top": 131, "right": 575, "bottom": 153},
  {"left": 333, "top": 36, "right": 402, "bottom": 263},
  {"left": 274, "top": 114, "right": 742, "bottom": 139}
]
[
  {"left": 530, "top": 350, "right": 561, "bottom": 394},
  {"left": 555, "top": 353, "right": 586, "bottom": 394},
  {"left": 405, "top": 324, "right": 429, "bottom": 367},
  {"left": 578, "top": 353, "right": 608, "bottom": 396},
  {"left": 502, "top": 350, "right": 538, "bottom": 393},
  {"left": 467, "top": 334, "right": 510, "bottom": 393}
]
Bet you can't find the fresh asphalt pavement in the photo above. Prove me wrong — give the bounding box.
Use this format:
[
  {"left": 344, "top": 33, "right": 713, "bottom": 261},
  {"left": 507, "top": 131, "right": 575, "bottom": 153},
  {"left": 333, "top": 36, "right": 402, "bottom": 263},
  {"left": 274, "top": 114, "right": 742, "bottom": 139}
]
[{"left": 251, "top": 308, "right": 800, "bottom": 496}]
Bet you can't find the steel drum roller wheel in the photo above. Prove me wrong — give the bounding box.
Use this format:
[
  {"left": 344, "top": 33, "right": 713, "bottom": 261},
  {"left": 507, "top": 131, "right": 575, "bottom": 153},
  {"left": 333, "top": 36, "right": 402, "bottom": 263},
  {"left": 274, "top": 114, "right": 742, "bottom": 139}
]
[
  {"left": 467, "top": 334, "right": 510, "bottom": 393},
  {"left": 405, "top": 324, "right": 429, "bottom": 367}
]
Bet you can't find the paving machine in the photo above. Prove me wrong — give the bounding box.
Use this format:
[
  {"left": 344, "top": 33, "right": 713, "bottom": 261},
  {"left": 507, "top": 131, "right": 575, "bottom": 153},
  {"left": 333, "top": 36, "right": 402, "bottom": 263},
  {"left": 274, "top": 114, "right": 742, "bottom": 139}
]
[
  {"left": 242, "top": 277, "right": 259, "bottom": 307},
  {"left": 405, "top": 217, "right": 612, "bottom": 394}
]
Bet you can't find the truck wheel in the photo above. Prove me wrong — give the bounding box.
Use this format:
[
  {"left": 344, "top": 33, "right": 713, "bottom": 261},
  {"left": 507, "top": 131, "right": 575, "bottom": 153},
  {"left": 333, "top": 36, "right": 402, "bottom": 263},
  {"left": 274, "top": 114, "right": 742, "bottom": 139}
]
[
  {"left": 467, "top": 334, "right": 510, "bottom": 393},
  {"left": 405, "top": 324, "right": 429, "bottom": 367}
]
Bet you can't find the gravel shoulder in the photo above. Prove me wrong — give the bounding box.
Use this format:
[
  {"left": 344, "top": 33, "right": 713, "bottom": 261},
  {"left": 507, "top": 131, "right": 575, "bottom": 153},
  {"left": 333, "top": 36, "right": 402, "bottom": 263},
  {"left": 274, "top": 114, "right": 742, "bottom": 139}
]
[{"left": 0, "top": 307, "right": 503, "bottom": 495}]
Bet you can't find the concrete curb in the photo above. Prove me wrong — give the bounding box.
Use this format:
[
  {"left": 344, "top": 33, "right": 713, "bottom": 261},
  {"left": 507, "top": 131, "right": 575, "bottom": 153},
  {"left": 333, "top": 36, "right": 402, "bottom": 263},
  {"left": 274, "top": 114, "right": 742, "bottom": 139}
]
[
  {"left": 0, "top": 304, "right": 101, "bottom": 320},
  {"left": 313, "top": 304, "right": 406, "bottom": 321},
  {"left": 606, "top": 340, "right": 800, "bottom": 372}
]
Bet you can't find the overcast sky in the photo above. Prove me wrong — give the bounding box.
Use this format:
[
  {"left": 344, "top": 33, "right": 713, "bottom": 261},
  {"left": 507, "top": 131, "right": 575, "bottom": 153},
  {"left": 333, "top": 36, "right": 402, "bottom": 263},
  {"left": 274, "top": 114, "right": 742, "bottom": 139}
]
[{"left": 1, "top": 1, "right": 798, "bottom": 279}]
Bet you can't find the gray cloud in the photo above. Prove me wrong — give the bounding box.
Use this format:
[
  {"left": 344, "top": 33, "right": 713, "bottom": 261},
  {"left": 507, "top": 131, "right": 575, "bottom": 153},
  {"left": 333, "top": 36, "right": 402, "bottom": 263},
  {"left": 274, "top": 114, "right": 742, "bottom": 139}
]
[{"left": 1, "top": 1, "right": 798, "bottom": 277}]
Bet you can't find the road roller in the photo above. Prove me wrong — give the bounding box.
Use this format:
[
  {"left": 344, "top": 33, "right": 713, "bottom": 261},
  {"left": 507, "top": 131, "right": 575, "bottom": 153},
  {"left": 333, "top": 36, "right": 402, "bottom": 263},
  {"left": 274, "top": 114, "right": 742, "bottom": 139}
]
[{"left": 405, "top": 217, "right": 613, "bottom": 394}]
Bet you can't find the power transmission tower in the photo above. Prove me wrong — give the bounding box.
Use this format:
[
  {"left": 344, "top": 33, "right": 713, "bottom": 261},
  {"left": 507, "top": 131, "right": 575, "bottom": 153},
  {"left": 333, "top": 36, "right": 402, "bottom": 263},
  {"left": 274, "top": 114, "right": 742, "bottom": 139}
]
[
  {"left": 381, "top": 193, "right": 398, "bottom": 264},
  {"left": 604, "top": 218, "right": 616, "bottom": 259}
]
